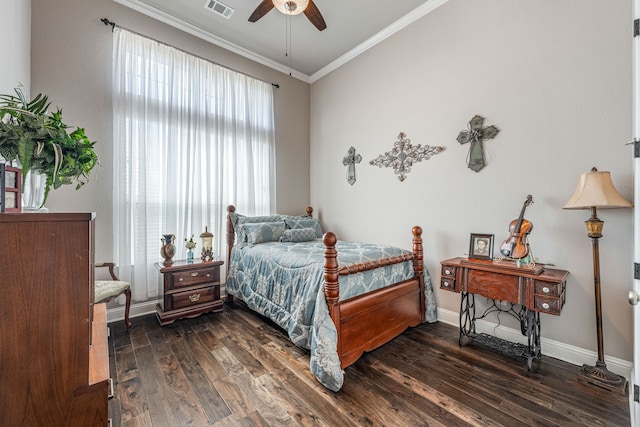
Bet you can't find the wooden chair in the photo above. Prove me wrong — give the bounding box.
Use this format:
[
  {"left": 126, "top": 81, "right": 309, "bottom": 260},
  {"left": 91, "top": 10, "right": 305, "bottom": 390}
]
[{"left": 95, "top": 262, "right": 132, "bottom": 329}]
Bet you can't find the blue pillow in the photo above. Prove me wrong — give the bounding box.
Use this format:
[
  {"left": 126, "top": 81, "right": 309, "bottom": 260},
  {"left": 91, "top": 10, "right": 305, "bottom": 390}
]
[
  {"left": 240, "top": 221, "right": 285, "bottom": 244},
  {"left": 230, "top": 212, "right": 282, "bottom": 243},
  {"left": 284, "top": 217, "right": 323, "bottom": 238},
  {"left": 280, "top": 227, "right": 317, "bottom": 242}
]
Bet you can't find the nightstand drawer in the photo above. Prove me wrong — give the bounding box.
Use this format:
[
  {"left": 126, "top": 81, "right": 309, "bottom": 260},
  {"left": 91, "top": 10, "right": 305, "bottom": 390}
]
[
  {"left": 171, "top": 267, "right": 217, "bottom": 289},
  {"left": 171, "top": 285, "right": 220, "bottom": 310}
]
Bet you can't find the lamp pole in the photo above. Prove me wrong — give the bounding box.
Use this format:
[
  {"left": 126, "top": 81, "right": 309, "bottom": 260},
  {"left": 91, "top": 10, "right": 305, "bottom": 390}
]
[{"left": 577, "top": 207, "right": 628, "bottom": 395}]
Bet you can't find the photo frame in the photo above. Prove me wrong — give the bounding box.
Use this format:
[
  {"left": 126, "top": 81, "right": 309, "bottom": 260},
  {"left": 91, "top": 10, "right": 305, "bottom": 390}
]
[
  {"left": 469, "top": 233, "right": 494, "bottom": 260},
  {"left": 1, "top": 164, "right": 22, "bottom": 213}
]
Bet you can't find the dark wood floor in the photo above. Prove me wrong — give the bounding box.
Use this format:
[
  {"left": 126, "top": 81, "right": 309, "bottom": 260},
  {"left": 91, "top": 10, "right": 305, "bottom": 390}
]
[{"left": 108, "top": 302, "right": 631, "bottom": 426}]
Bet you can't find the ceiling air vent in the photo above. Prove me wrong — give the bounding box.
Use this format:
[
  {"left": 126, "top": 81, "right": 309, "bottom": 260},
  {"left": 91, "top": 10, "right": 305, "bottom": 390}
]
[{"left": 204, "top": 0, "right": 234, "bottom": 19}]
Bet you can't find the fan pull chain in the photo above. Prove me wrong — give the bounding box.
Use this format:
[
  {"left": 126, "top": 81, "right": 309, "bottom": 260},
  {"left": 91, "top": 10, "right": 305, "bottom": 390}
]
[
  {"left": 287, "top": 14, "right": 292, "bottom": 76},
  {"left": 284, "top": 14, "right": 288, "bottom": 59}
]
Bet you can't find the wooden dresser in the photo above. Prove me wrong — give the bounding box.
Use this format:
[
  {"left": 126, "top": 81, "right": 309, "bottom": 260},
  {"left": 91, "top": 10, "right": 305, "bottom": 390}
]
[
  {"left": 0, "top": 213, "right": 109, "bottom": 426},
  {"left": 155, "top": 259, "right": 224, "bottom": 325}
]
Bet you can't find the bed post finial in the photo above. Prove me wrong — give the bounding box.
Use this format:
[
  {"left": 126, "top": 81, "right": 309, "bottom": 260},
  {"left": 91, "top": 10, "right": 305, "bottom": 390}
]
[
  {"left": 411, "top": 226, "right": 423, "bottom": 274},
  {"left": 323, "top": 232, "right": 339, "bottom": 306},
  {"left": 411, "top": 226, "right": 424, "bottom": 276},
  {"left": 412, "top": 226, "right": 426, "bottom": 321},
  {"left": 306, "top": 206, "right": 313, "bottom": 217}
]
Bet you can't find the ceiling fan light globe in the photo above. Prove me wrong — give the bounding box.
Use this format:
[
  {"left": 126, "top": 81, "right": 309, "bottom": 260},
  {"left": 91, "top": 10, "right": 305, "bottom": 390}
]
[{"left": 273, "top": 0, "right": 308, "bottom": 16}]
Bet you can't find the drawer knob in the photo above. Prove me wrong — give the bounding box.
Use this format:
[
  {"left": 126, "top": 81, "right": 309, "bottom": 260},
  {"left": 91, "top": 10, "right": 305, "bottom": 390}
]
[
  {"left": 189, "top": 293, "right": 201, "bottom": 302},
  {"left": 542, "top": 286, "right": 550, "bottom": 293},
  {"left": 191, "top": 272, "right": 199, "bottom": 277},
  {"left": 178, "top": 278, "right": 183, "bottom": 282},
  {"left": 443, "top": 281, "right": 449, "bottom": 287},
  {"left": 206, "top": 273, "right": 211, "bottom": 278},
  {"left": 542, "top": 302, "right": 550, "bottom": 310},
  {"left": 445, "top": 269, "right": 451, "bottom": 275}
]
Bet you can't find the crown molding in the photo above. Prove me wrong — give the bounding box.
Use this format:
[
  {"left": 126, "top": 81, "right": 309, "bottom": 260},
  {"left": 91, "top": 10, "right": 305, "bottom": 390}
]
[
  {"left": 113, "top": 0, "right": 311, "bottom": 83},
  {"left": 113, "top": 0, "right": 450, "bottom": 85},
  {"left": 309, "top": 0, "right": 450, "bottom": 83}
]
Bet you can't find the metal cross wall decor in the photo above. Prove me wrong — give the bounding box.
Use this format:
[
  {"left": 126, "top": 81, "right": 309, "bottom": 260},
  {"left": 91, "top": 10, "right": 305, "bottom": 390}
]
[
  {"left": 342, "top": 146, "right": 362, "bottom": 185},
  {"left": 456, "top": 115, "right": 500, "bottom": 172},
  {"left": 369, "top": 132, "right": 445, "bottom": 182}
]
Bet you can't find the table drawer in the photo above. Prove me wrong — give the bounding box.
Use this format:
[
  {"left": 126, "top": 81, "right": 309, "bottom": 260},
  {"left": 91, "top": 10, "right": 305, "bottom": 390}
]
[
  {"left": 170, "top": 267, "right": 218, "bottom": 289},
  {"left": 534, "top": 280, "right": 563, "bottom": 298},
  {"left": 467, "top": 270, "right": 520, "bottom": 303},
  {"left": 441, "top": 265, "right": 457, "bottom": 278},
  {"left": 440, "top": 277, "right": 456, "bottom": 291},
  {"left": 534, "top": 295, "right": 562, "bottom": 315},
  {"left": 171, "top": 285, "right": 219, "bottom": 310}
]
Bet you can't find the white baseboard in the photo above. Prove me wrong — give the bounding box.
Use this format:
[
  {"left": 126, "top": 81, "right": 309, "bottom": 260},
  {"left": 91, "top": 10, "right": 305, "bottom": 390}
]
[
  {"left": 106, "top": 299, "right": 160, "bottom": 325},
  {"left": 437, "top": 307, "right": 633, "bottom": 380}
]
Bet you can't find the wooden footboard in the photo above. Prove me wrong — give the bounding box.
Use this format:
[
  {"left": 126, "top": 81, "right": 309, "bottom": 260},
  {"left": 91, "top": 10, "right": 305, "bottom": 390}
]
[{"left": 323, "top": 227, "right": 426, "bottom": 369}]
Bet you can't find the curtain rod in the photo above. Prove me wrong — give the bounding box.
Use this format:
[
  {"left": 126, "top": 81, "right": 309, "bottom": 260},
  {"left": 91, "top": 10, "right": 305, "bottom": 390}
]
[{"left": 100, "top": 18, "right": 280, "bottom": 89}]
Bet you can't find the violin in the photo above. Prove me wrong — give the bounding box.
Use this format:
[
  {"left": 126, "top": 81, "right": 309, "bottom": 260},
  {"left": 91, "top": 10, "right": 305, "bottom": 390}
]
[{"left": 499, "top": 195, "right": 533, "bottom": 259}]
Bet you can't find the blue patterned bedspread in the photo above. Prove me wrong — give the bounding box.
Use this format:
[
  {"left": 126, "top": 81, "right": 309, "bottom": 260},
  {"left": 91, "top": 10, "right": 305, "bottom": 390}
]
[{"left": 226, "top": 239, "right": 436, "bottom": 391}]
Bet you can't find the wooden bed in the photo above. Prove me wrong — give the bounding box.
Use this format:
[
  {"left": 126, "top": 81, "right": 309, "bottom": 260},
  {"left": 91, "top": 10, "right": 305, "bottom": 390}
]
[{"left": 225, "top": 205, "right": 426, "bottom": 372}]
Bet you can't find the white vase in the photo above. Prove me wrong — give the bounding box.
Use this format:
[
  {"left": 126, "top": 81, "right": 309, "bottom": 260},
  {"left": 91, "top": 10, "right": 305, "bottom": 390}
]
[{"left": 22, "top": 170, "right": 49, "bottom": 212}]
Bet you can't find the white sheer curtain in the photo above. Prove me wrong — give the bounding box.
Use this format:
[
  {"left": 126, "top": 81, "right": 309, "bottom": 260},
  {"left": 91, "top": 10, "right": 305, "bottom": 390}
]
[{"left": 112, "top": 28, "right": 275, "bottom": 302}]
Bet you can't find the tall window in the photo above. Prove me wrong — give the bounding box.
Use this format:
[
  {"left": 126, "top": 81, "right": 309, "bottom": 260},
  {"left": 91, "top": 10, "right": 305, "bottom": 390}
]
[{"left": 112, "top": 28, "right": 275, "bottom": 302}]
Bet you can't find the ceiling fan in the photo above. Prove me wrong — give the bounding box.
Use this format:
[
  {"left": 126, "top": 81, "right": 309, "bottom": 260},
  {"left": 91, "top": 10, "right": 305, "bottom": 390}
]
[{"left": 249, "top": 0, "right": 327, "bottom": 31}]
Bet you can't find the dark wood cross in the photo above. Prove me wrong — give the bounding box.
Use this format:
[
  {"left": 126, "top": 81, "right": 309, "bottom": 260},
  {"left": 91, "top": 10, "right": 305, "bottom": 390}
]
[
  {"left": 343, "top": 146, "right": 362, "bottom": 185},
  {"left": 457, "top": 115, "right": 499, "bottom": 172}
]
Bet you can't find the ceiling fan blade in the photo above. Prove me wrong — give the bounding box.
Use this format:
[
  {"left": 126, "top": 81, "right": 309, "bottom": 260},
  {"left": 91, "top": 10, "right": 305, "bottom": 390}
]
[
  {"left": 304, "top": 0, "right": 327, "bottom": 31},
  {"left": 249, "top": 0, "right": 275, "bottom": 22}
]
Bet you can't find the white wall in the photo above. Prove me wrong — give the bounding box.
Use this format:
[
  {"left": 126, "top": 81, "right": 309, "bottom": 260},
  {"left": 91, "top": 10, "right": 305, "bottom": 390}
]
[
  {"left": 29, "top": 0, "right": 310, "bottom": 265},
  {"left": 311, "top": 0, "right": 634, "bottom": 363},
  {"left": 0, "top": 0, "right": 30, "bottom": 96}
]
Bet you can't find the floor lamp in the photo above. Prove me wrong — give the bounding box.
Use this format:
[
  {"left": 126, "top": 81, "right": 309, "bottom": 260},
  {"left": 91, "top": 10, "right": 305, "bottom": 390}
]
[{"left": 563, "top": 167, "right": 632, "bottom": 396}]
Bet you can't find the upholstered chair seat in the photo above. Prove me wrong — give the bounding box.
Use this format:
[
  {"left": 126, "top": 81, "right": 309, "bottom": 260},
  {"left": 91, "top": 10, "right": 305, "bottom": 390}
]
[{"left": 95, "top": 262, "right": 132, "bottom": 329}]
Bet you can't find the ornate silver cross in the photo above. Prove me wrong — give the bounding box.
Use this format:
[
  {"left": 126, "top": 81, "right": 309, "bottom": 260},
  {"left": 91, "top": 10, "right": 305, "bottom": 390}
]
[
  {"left": 457, "top": 115, "right": 500, "bottom": 172},
  {"left": 342, "top": 146, "right": 362, "bottom": 185},
  {"left": 369, "top": 132, "right": 445, "bottom": 182}
]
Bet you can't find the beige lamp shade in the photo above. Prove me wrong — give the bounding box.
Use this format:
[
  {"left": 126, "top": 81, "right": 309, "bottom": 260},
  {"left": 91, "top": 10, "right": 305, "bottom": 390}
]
[
  {"left": 563, "top": 168, "right": 632, "bottom": 210},
  {"left": 273, "top": 0, "right": 309, "bottom": 15}
]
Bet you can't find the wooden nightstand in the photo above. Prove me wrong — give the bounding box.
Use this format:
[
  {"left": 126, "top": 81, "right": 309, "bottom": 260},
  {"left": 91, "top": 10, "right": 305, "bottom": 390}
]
[{"left": 155, "top": 259, "right": 224, "bottom": 326}]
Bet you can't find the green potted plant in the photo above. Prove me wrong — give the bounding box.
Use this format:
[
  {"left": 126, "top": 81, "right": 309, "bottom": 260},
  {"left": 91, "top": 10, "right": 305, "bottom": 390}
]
[{"left": 0, "top": 87, "right": 98, "bottom": 209}]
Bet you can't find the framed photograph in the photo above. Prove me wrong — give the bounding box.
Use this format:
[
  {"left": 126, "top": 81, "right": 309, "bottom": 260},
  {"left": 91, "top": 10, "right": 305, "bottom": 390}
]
[
  {"left": 469, "top": 233, "right": 494, "bottom": 260},
  {"left": 1, "top": 164, "right": 21, "bottom": 213}
]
